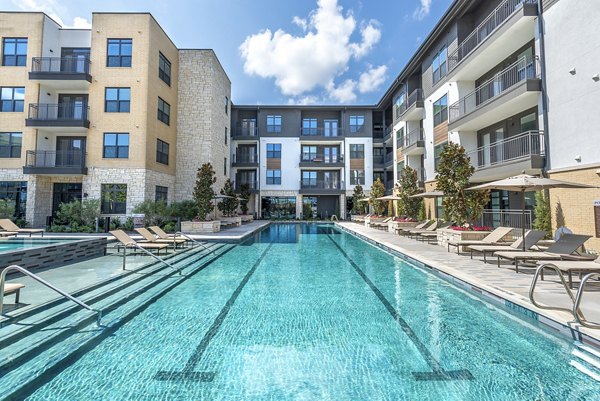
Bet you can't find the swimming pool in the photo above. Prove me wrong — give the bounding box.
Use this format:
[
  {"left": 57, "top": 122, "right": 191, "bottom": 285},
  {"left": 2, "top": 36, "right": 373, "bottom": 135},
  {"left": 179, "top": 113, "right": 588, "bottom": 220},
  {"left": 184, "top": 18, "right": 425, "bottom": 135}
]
[
  {"left": 0, "top": 238, "right": 72, "bottom": 253},
  {"left": 21, "top": 224, "right": 600, "bottom": 399}
]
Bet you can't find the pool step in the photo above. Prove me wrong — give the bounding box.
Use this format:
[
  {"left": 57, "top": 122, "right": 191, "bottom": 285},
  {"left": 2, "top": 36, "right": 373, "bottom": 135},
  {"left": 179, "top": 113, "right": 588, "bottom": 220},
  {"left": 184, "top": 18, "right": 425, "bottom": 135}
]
[
  {"left": 0, "top": 242, "right": 236, "bottom": 400},
  {"left": 571, "top": 342, "right": 600, "bottom": 382}
]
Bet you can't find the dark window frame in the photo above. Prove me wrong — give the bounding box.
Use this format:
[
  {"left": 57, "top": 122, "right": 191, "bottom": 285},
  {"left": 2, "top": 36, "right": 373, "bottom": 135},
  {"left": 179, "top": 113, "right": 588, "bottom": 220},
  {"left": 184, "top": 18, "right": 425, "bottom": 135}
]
[
  {"left": 1, "top": 87, "right": 25, "bottom": 112},
  {"left": 433, "top": 94, "right": 448, "bottom": 127},
  {"left": 266, "top": 169, "right": 281, "bottom": 185},
  {"left": 105, "top": 87, "right": 130, "bottom": 113},
  {"left": 107, "top": 38, "right": 132, "bottom": 67},
  {"left": 266, "top": 115, "right": 282, "bottom": 133},
  {"left": 155, "top": 185, "right": 168, "bottom": 202},
  {"left": 266, "top": 143, "right": 281, "bottom": 158},
  {"left": 0, "top": 132, "right": 22, "bottom": 158},
  {"left": 349, "top": 144, "right": 365, "bottom": 159},
  {"left": 156, "top": 139, "right": 169, "bottom": 165},
  {"left": 350, "top": 169, "right": 365, "bottom": 185},
  {"left": 2, "top": 37, "right": 27, "bottom": 66},
  {"left": 101, "top": 183, "right": 127, "bottom": 214},
  {"left": 0, "top": 180, "right": 27, "bottom": 217},
  {"left": 432, "top": 45, "right": 448, "bottom": 84},
  {"left": 102, "top": 133, "right": 129, "bottom": 159},
  {"left": 158, "top": 52, "right": 171, "bottom": 86},
  {"left": 157, "top": 97, "right": 170, "bottom": 125},
  {"left": 349, "top": 115, "right": 365, "bottom": 133}
]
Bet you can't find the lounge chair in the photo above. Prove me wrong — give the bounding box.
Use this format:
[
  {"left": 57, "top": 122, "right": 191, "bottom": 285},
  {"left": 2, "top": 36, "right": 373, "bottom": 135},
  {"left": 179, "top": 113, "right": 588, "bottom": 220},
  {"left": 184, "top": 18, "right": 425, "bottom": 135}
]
[
  {"left": 467, "top": 230, "right": 547, "bottom": 263},
  {"left": 395, "top": 220, "right": 429, "bottom": 235},
  {"left": 110, "top": 230, "right": 170, "bottom": 254},
  {"left": 406, "top": 220, "right": 439, "bottom": 239},
  {"left": 536, "top": 257, "right": 600, "bottom": 289},
  {"left": 0, "top": 219, "right": 44, "bottom": 237},
  {"left": 3, "top": 282, "right": 25, "bottom": 303},
  {"left": 149, "top": 226, "right": 190, "bottom": 243},
  {"left": 447, "top": 226, "right": 513, "bottom": 254},
  {"left": 415, "top": 221, "right": 454, "bottom": 243},
  {"left": 369, "top": 217, "right": 392, "bottom": 229},
  {"left": 135, "top": 227, "right": 187, "bottom": 248},
  {"left": 0, "top": 231, "right": 18, "bottom": 237},
  {"left": 495, "top": 234, "right": 594, "bottom": 273}
]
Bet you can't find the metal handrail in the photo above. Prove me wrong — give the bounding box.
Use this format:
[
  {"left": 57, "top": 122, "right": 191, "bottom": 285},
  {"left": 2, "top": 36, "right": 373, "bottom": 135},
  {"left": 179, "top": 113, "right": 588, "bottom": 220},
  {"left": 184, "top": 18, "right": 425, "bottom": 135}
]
[
  {"left": 122, "top": 242, "right": 180, "bottom": 275},
  {"left": 25, "top": 149, "right": 86, "bottom": 168},
  {"left": 31, "top": 56, "right": 91, "bottom": 74},
  {"left": 233, "top": 153, "right": 258, "bottom": 164},
  {"left": 466, "top": 130, "right": 544, "bottom": 168},
  {"left": 0, "top": 264, "right": 102, "bottom": 325},
  {"left": 300, "top": 153, "right": 344, "bottom": 163},
  {"left": 232, "top": 126, "right": 259, "bottom": 137},
  {"left": 175, "top": 232, "right": 218, "bottom": 255},
  {"left": 573, "top": 273, "right": 600, "bottom": 329},
  {"left": 300, "top": 126, "right": 343, "bottom": 137},
  {"left": 300, "top": 179, "right": 344, "bottom": 190},
  {"left": 404, "top": 128, "right": 424, "bottom": 148},
  {"left": 395, "top": 89, "right": 423, "bottom": 119},
  {"left": 480, "top": 209, "right": 532, "bottom": 229},
  {"left": 28, "top": 103, "right": 90, "bottom": 121}
]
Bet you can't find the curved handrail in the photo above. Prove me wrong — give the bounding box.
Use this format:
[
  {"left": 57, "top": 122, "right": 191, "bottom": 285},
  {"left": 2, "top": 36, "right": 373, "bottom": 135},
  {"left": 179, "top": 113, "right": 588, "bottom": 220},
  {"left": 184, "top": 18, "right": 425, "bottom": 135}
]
[
  {"left": 0, "top": 265, "right": 102, "bottom": 326},
  {"left": 573, "top": 273, "right": 600, "bottom": 330},
  {"left": 529, "top": 263, "right": 578, "bottom": 315}
]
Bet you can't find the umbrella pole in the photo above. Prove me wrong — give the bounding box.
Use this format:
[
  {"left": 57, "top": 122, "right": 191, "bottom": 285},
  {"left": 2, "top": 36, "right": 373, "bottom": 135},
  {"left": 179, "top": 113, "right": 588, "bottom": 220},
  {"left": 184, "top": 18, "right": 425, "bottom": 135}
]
[{"left": 521, "top": 190, "right": 526, "bottom": 251}]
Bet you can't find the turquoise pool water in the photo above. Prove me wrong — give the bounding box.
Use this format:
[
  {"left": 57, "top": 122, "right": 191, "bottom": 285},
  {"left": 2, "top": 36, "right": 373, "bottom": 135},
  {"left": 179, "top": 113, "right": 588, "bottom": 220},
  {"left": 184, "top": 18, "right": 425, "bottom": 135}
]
[
  {"left": 26, "top": 224, "right": 600, "bottom": 400},
  {"left": 0, "top": 238, "right": 73, "bottom": 253}
]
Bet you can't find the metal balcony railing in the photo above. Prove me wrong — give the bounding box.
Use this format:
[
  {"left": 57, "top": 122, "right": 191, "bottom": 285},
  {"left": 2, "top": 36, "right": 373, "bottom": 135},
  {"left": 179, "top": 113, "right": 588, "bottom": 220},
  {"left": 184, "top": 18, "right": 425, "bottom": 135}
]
[
  {"left": 372, "top": 127, "right": 384, "bottom": 139},
  {"left": 384, "top": 152, "right": 394, "bottom": 164},
  {"left": 395, "top": 89, "right": 424, "bottom": 119},
  {"left": 28, "top": 103, "right": 89, "bottom": 121},
  {"left": 404, "top": 128, "right": 424, "bottom": 148},
  {"left": 300, "top": 127, "right": 342, "bottom": 137},
  {"left": 466, "top": 130, "right": 544, "bottom": 169},
  {"left": 31, "top": 57, "right": 91, "bottom": 75},
  {"left": 373, "top": 155, "right": 385, "bottom": 165},
  {"left": 233, "top": 153, "right": 258, "bottom": 164},
  {"left": 448, "top": 57, "right": 537, "bottom": 123},
  {"left": 448, "top": 0, "right": 537, "bottom": 71},
  {"left": 234, "top": 180, "right": 258, "bottom": 191},
  {"left": 233, "top": 126, "right": 259, "bottom": 137},
  {"left": 385, "top": 180, "right": 395, "bottom": 189},
  {"left": 300, "top": 180, "right": 344, "bottom": 190},
  {"left": 300, "top": 153, "right": 344, "bottom": 164},
  {"left": 25, "top": 150, "right": 86, "bottom": 168},
  {"left": 480, "top": 209, "right": 532, "bottom": 229}
]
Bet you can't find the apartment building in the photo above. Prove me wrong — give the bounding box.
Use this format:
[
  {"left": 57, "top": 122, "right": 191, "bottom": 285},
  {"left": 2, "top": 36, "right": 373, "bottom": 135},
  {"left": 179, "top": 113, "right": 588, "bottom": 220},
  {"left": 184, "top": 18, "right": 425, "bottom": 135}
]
[{"left": 0, "top": 12, "right": 229, "bottom": 227}]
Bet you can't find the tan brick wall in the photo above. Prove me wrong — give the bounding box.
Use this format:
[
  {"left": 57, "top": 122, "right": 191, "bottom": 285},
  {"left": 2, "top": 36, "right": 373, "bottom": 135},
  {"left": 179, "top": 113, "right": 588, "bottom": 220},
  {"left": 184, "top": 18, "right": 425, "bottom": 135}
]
[
  {"left": 548, "top": 166, "right": 600, "bottom": 252},
  {"left": 424, "top": 180, "right": 438, "bottom": 220}
]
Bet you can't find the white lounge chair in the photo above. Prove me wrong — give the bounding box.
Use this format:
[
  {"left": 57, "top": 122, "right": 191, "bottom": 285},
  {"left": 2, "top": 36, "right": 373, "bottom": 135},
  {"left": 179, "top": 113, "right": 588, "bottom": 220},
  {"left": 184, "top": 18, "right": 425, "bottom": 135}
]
[
  {"left": 0, "top": 219, "right": 44, "bottom": 237},
  {"left": 447, "top": 226, "right": 513, "bottom": 254},
  {"left": 110, "top": 230, "right": 170, "bottom": 254},
  {"left": 467, "top": 230, "right": 547, "bottom": 263}
]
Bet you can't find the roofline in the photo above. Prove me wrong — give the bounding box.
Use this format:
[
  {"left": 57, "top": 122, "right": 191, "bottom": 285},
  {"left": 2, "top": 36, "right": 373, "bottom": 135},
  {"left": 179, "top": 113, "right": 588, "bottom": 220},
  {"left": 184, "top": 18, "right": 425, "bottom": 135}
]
[
  {"left": 179, "top": 48, "right": 231, "bottom": 84},
  {"left": 232, "top": 104, "right": 377, "bottom": 110},
  {"left": 0, "top": 11, "right": 63, "bottom": 27}
]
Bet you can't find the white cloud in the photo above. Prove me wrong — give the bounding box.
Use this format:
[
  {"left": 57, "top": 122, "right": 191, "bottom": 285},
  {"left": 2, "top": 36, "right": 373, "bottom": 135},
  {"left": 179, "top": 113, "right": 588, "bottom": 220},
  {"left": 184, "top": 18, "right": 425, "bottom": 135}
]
[
  {"left": 292, "top": 16, "right": 308, "bottom": 32},
  {"left": 413, "top": 0, "right": 433, "bottom": 21},
  {"left": 240, "top": 0, "right": 381, "bottom": 101},
  {"left": 11, "top": 0, "right": 91, "bottom": 29},
  {"left": 358, "top": 65, "right": 388, "bottom": 93}
]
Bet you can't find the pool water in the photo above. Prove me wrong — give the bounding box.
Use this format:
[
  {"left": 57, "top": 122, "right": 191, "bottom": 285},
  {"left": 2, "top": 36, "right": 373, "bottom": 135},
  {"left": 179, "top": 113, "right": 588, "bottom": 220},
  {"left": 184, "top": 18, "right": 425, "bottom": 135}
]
[
  {"left": 0, "top": 238, "right": 73, "bottom": 253},
  {"left": 26, "top": 224, "right": 600, "bottom": 400}
]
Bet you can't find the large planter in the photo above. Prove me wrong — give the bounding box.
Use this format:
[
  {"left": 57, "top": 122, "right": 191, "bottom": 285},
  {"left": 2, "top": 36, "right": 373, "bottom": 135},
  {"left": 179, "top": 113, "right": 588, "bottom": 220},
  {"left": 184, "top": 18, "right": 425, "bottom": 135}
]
[
  {"left": 221, "top": 216, "right": 242, "bottom": 227},
  {"left": 365, "top": 217, "right": 386, "bottom": 227},
  {"left": 387, "top": 221, "right": 418, "bottom": 233},
  {"left": 437, "top": 228, "right": 492, "bottom": 248},
  {"left": 240, "top": 215, "right": 254, "bottom": 223},
  {"left": 181, "top": 220, "right": 221, "bottom": 233}
]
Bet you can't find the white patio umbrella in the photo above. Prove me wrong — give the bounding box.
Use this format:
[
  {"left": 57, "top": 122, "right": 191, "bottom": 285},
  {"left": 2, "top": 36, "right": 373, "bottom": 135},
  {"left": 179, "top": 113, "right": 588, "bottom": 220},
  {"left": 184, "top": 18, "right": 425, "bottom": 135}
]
[
  {"left": 467, "top": 173, "right": 597, "bottom": 250},
  {"left": 376, "top": 195, "right": 402, "bottom": 217},
  {"left": 409, "top": 191, "right": 444, "bottom": 219}
]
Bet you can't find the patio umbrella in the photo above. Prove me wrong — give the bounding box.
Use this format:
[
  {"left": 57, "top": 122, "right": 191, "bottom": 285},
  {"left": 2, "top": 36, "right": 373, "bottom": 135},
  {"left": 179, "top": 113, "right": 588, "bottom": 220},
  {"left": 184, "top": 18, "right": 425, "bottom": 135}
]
[
  {"left": 467, "top": 173, "right": 597, "bottom": 250},
  {"left": 356, "top": 197, "right": 371, "bottom": 202},
  {"left": 409, "top": 191, "right": 444, "bottom": 219},
  {"left": 376, "top": 195, "right": 402, "bottom": 217}
]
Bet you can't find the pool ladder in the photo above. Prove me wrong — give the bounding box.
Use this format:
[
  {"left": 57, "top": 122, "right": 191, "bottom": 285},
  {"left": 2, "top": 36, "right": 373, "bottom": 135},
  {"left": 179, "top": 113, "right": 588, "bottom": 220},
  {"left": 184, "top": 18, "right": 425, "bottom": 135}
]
[
  {"left": 0, "top": 264, "right": 103, "bottom": 326},
  {"left": 529, "top": 264, "right": 600, "bottom": 329}
]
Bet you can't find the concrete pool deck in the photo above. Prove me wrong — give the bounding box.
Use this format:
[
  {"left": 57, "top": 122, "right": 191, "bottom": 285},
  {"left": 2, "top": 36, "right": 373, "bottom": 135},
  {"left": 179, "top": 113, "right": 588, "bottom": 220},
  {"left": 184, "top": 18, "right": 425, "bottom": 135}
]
[{"left": 336, "top": 221, "right": 600, "bottom": 346}]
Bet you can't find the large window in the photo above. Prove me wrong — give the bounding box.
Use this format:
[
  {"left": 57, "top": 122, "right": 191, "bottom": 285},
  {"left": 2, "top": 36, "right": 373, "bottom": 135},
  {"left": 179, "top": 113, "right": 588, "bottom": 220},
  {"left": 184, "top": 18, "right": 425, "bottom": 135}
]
[
  {"left": 396, "top": 127, "right": 405, "bottom": 148},
  {"left": 301, "top": 171, "right": 317, "bottom": 186},
  {"left": 266, "top": 143, "right": 281, "bottom": 158},
  {"left": 302, "top": 145, "right": 317, "bottom": 161},
  {"left": 434, "top": 142, "right": 447, "bottom": 171},
  {"left": 101, "top": 184, "right": 127, "bottom": 214},
  {"left": 349, "top": 144, "right": 364, "bottom": 159},
  {"left": 302, "top": 118, "right": 317, "bottom": 135},
  {"left": 157, "top": 97, "right": 170, "bottom": 125},
  {"left": 0, "top": 132, "right": 22, "bottom": 158},
  {"left": 350, "top": 170, "right": 365, "bottom": 185},
  {"left": 2, "top": 38, "right": 27, "bottom": 66},
  {"left": 155, "top": 185, "right": 168, "bottom": 202},
  {"left": 103, "top": 133, "right": 129, "bottom": 158},
  {"left": 432, "top": 45, "right": 447, "bottom": 84},
  {"left": 1, "top": 87, "right": 25, "bottom": 112},
  {"left": 0, "top": 181, "right": 27, "bottom": 217},
  {"left": 433, "top": 94, "right": 448, "bottom": 126},
  {"left": 105, "top": 88, "right": 130, "bottom": 113},
  {"left": 266, "top": 115, "right": 282, "bottom": 133},
  {"left": 349, "top": 115, "right": 365, "bottom": 133},
  {"left": 266, "top": 169, "right": 281, "bottom": 185},
  {"left": 107, "top": 39, "right": 132, "bottom": 67},
  {"left": 261, "top": 196, "right": 296, "bottom": 219},
  {"left": 158, "top": 52, "right": 171, "bottom": 85},
  {"left": 156, "top": 139, "right": 169, "bottom": 165}
]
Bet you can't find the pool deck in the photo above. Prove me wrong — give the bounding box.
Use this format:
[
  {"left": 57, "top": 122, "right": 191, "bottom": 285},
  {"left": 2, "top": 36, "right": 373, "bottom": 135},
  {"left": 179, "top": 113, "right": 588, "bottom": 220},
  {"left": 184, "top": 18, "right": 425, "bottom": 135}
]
[{"left": 336, "top": 221, "right": 600, "bottom": 346}]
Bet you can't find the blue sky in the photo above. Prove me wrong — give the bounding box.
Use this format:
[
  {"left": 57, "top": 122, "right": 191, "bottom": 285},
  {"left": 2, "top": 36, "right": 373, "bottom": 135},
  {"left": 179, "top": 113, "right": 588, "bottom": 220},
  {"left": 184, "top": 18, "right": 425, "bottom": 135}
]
[{"left": 2, "top": 0, "right": 453, "bottom": 104}]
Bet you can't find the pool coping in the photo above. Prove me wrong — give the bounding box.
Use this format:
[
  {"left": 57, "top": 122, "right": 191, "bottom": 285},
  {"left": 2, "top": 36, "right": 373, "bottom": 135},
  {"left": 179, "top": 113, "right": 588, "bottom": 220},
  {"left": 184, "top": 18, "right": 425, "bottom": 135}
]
[{"left": 335, "top": 222, "right": 600, "bottom": 350}]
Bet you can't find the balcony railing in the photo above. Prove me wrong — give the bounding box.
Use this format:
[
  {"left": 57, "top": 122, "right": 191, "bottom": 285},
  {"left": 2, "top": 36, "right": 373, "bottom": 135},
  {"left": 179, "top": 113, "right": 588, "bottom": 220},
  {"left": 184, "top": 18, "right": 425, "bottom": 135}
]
[
  {"left": 467, "top": 130, "right": 544, "bottom": 169},
  {"left": 31, "top": 57, "right": 91, "bottom": 75},
  {"left": 480, "top": 209, "right": 532, "bottom": 229},
  {"left": 372, "top": 127, "right": 384, "bottom": 140},
  {"left": 448, "top": 0, "right": 537, "bottom": 71},
  {"left": 395, "top": 89, "right": 423, "bottom": 119},
  {"left": 404, "top": 128, "right": 424, "bottom": 148},
  {"left": 300, "top": 153, "right": 344, "bottom": 164},
  {"left": 300, "top": 127, "right": 343, "bottom": 137},
  {"left": 384, "top": 152, "right": 394, "bottom": 164},
  {"left": 25, "top": 150, "right": 86, "bottom": 169},
  {"left": 28, "top": 103, "right": 89, "bottom": 122},
  {"left": 449, "top": 57, "right": 537, "bottom": 123},
  {"left": 373, "top": 155, "right": 384, "bottom": 165},
  {"left": 300, "top": 180, "right": 344, "bottom": 190},
  {"left": 232, "top": 126, "right": 259, "bottom": 138},
  {"left": 233, "top": 153, "right": 258, "bottom": 164},
  {"left": 234, "top": 180, "right": 258, "bottom": 191},
  {"left": 385, "top": 180, "right": 395, "bottom": 189}
]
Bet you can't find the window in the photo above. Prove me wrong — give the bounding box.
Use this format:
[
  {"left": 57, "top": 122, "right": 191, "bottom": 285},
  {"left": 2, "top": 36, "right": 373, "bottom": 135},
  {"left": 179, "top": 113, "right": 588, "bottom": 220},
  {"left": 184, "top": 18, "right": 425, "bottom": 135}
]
[
  {"left": 158, "top": 52, "right": 171, "bottom": 85},
  {"left": 432, "top": 46, "right": 447, "bottom": 84},
  {"left": 103, "top": 133, "right": 129, "bottom": 158},
  {"left": 2, "top": 38, "right": 27, "bottom": 66},
  {"left": 266, "top": 115, "right": 282, "bottom": 133},
  {"left": 520, "top": 112, "right": 537, "bottom": 132},
  {"left": 155, "top": 186, "right": 168, "bottom": 202},
  {"left": 101, "top": 184, "right": 127, "bottom": 214},
  {"left": 0, "top": 132, "right": 22, "bottom": 158},
  {"left": 394, "top": 92, "right": 406, "bottom": 118},
  {"left": 302, "top": 118, "right": 317, "bottom": 135},
  {"left": 0, "top": 181, "right": 27, "bottom": 217},
  {"left": 266, "top": 169, "right": 281, "bottom": 185},
  {"left": 266, "top": 143, "right": 281, "bottom": 158},
  {"left": 434, "top": 142, "right": 447, "bottom": 171},
  {"left": 302, "top": 145, "right": 317, "bottom": 161},
  {"left": 350, "top": 170, "right": 365, "bottom": 185},
  {"left": 105, "top": 88, "right": 130, "bottom": 112},
  {"left": 396, "top": 127, "right": 405, "bottom": 148},
  {"left": 224, "top": 157, "right": 227, "bottom": 176},
  {"left": 433, "top": 94, "right": 448, "bottom": 126},
  {"left": 156, "top": 139, "right": 169, "bottom": 165},
  {"left": 349, "top": 116, "right": 365, "bottom": 133},
  {"left": 349, "top": 144, "right": 364, "bottom": 159},
  {"left": 107, "top": 39, "right": 132, "bottom": 67},
  {"left": 396, "top": 161, "right": 405, "bottom": 180},
  {"left": 1, "top": 87, "right": 24, "bottom": 112},
  {"left": 224, "top": 96, "right": 229, "bottom": 115},
  {"left": 225, "top": 127, "right": 228, "bottom": 145},
  {"left": 302, "top": 171, "right": 317, "bottom": 186},
  {"left": 157, "top": 97, "right": 170, "bottom": 125}
]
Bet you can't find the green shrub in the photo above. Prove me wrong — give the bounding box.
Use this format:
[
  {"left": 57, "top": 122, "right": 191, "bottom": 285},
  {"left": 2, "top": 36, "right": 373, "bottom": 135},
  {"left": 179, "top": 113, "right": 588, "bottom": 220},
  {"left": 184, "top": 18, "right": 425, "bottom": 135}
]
[
  {"left": 217, "top": 179, "right": 239, "bottom": 217},
  {"left": 163, "top": 221, "right": 176, "bottom": 233},
  {"left": 122, "top": 217, "right": 134, "bottom": 231},
  {"left": 533, "top": 190, "right": 552, "bottom": 238},
  {"left": 396, "top": 166, "right": 422, "bottom": 218},
  {"left": 109, "top": 219, "right": 121, "bottom": 231},
  {"left": 0, "top": 199, "right": 15, "bottom": 219},
  {"left": 193, "top": 163, "right": 216, "bottom": 220},
  {"left": 239, "top": 184, "right": 251, "bottom": 215},
  {"left": 49, "top": 225, "right": 66, "bottom": 233},
  {"left": 168, "top": 200, "right": 198, "bottom": 221},
  {"left": 133, "top": 200, "right": 170, "bottom": 227},
  {"left": 54, "top": 199, "right": 101, "bottom": 228},
  {"left": 370, "top": 179, "right": 386, "bottom": 215},
  {"left": 351, "top": 184, "right": 366, "bottom": 214}
]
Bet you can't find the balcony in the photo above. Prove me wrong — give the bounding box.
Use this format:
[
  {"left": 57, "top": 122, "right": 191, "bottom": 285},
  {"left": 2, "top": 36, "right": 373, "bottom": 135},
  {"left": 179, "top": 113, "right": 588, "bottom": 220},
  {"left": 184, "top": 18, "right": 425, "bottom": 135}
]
[
  {"left": 372, "top": 128, "right": 384, "bottom": 144},
  {"left": 373, "top": 154, "right": 385, "bottom": 169},
  {"left": 384, "top": 179, "right": 395, "bottom": 195},
  {"left": 383, "top": 125, "right": 393, "bottom": 144},
  {"left": 384, "top": 152, "right": 394, "bottom": 168},
  {"left": 232, "top": 152, "right": 258, "bottom": 167},
  {"left": 299, "top": 153, "right": 344, "bottom": 168},
  {"left": 299, "top": 180, "right": 344, "bottom": 194},
  {"left": 26, "top": 103, "right": 90, "bottom": 131},
  {"left": 448, "top": 57, "right": 540, "bottom": 131},
  {"left": 300, "top": 127, "right": 344, "bottom": 141},
  {"left": 447, "top": 0, "right": 538, "bottom": 81},
  {"left": 232, "top": 126, "right": 259, "bottom": 141},
  {"left": 395, "top": 89, "right": 424, "bottom": 122},
  {"left": 29, "top": 57, "right": 92, "bottom": 89},
  {"left": 467, "top": 130, "right": 545, "bottom": 183},
  {"left": 403, "top": 128, "right": 425, "bottom": 156},
  {"left": 234, "top": 180, "right": 259, "bottom": 193},
  {"left": 23, "top": 150, "right": 87, "bottom": 175}
]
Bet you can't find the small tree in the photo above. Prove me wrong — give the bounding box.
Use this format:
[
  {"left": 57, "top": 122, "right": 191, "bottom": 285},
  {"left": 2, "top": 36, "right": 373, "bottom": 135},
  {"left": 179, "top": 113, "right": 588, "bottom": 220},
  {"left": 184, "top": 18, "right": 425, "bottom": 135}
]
[
  {"left": 435, "top": 142, "right": 489, "bottom": 225},
  {"left": 351, "top": 184, "right": 366, "bottom": 214},
  {"left": 218, "top": 179, "right": 239, "bottom": 217},
  {"left": 533, "top": 190, "right": 552, "bottom": 238},
  {"left": 417, "top": 200, "right": 427, "bottom": 221},
  {"left": 0, "top": 199, "right": 16, "bottom": 219},
  {"left": 395, "top": 166, "right": 422, "bottom": 218},
  {"left": 239, "top": 183, "right": 251, "bottom": 215},
  {"left": 370, "top": 178, "right": 386, "bottom": 215},
  {"left": 193, "top": 163, "right": 216, "bottom": 220},
  {"left": 133, "top": 200, "right": 170, "bottom": 227}
]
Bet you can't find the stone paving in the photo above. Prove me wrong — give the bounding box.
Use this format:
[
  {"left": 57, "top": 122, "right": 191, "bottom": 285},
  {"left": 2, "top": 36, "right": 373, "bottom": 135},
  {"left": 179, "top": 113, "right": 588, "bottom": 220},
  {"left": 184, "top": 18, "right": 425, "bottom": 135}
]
[{"left": 336, "top": 221, "right": 600, "bottom": 343}]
